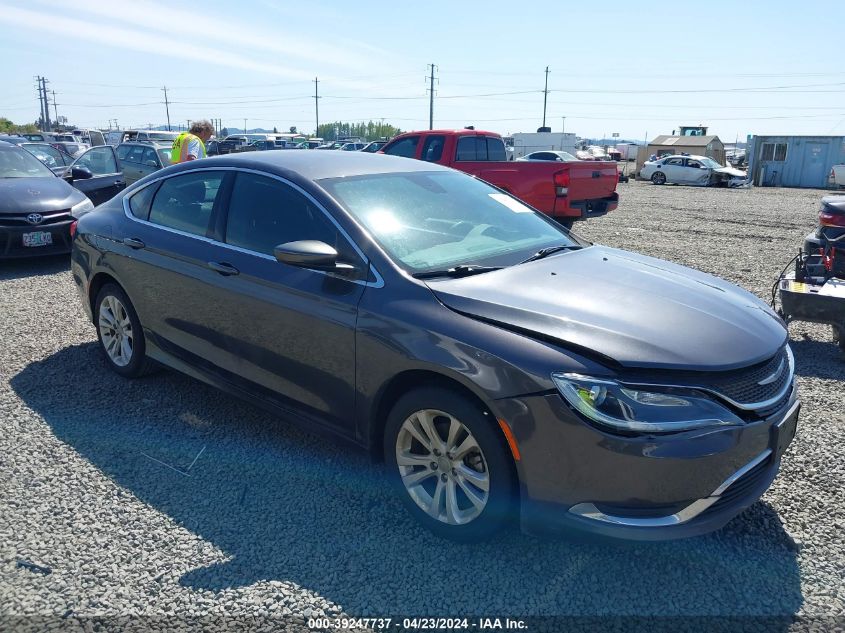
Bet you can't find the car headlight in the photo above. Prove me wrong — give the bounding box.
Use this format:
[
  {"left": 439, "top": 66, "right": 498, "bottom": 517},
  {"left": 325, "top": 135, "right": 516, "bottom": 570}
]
[
  {"left": 551, "top": 372, "right": 742, "bottom": 434},
  {"left": 71, "top": 197, "right": 95, "bottom": 217}
]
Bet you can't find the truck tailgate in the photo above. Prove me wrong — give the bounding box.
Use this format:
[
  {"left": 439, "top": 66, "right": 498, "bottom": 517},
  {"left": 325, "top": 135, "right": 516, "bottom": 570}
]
[{"left": 566, "top": 161, "right": 618, "bottom": 201}]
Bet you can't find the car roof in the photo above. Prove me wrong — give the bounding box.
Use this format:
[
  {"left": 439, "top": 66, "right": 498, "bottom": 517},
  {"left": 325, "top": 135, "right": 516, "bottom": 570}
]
[{"left": 161, "top": 148, "right": 453, "bottom": 181}]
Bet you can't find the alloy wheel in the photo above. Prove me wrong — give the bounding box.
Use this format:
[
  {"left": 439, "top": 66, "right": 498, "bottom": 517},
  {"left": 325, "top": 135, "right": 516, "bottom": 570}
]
[
  {"left": 395, "top": 409, "right": 490, "bottom": 525},
  {"left": 98, "top": 295, "right": 134, "bottom": 367}
]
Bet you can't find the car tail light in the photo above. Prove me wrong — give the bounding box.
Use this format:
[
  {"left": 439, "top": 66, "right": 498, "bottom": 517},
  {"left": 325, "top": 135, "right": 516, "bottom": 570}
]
[
  {"left": 69, "top": 220, "right": 78, "bottom": 238},
  {"left": 554, "top": 169, "right": 570, "bottom": 196},
  {"left": 820, "top": 211, "right": 845, "bottom": 227}
]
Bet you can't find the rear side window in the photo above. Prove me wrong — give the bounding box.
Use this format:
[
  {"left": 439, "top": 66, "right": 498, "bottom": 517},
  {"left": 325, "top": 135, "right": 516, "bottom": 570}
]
[
  {"left": 225, "top": 173, "right": 339, "bottom": 256},
  {"left": 486, "top": 137, "right": 507, "bottom": 161},
  {"left": 456, "top": 136, "right": 488, "bottom": 161},
  {"left": 421, "top": 135, "right": 445, "bottom": 162},
  {"left": 383, "top": 136, "right": 419, "bottom": 158},
  {"left": 148, "top": 171, "right": 224, "bottom": 236},
  {"left": 128, "top": 183, "right": 159, "bottom": 220}
]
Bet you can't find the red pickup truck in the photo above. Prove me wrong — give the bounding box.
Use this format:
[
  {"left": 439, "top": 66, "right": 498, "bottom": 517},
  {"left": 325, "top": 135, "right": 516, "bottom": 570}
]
[{"left": 380, "top": 129, "right": 618, "bottom": 226}]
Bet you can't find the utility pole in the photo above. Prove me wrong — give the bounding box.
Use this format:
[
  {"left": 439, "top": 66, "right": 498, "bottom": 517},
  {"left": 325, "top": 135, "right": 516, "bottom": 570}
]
[
  {"left": 51, "top": 90, "right": 59, "bottom": 128},
  {"left": 187, "top": 119, "right": 192, "bottom": 131},
  {"left": 313, "top": 77, "right": 320, "bottom": 136},
  {"left": 244, "top": 118, "right": 247, "bottom": 134},
  {"left": 561, "top": 116, "right": 566, "bottom": 135},
  {"left": 542, "top": 66, "right": 550, "bottom": 130},
  {"left": 40, "top": 77, "right": 52, "bottom": 132},
  {"left": 426, "top": 64, "right": 437, "bottom": 130},
  {"left": 35, "top": 76, "right": 45, "bottom": 130},
  {"left": 162, "top": 86, "right": 172, "bottom": 131}
]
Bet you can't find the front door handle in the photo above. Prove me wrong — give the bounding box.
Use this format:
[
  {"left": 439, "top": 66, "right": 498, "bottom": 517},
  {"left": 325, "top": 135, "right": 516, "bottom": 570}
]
[
  {"left": 122, "top": 237, "right": 145, "bottom": 249},
  {"left": 207, "top": 261, "right": 239, "bottom": 276},
  {"left": 114, "top": 180, "right": 126, "bottom": 188}
]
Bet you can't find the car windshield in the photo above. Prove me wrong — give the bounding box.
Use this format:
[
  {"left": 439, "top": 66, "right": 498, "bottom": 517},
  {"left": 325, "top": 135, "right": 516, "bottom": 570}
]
[
  {"left": 0, "top": 146, "right": 55, "bottom": 178},
  {"left": 319, "top": 170, "right": 576, "bottom": 273},
  {"left": 700, "top": 157, "right": 723, "bottom": 169},
  {"left": 147, "top": 133, "right": 177, "bottom": 141}
]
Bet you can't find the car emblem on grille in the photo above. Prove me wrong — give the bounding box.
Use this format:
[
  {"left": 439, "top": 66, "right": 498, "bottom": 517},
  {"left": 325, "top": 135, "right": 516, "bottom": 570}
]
[
  {"left": 25, "top": 213, "right": 43, "bottom": 225},
  {"left": 757, "top": 358, "right": 785, "bottom": 385}
]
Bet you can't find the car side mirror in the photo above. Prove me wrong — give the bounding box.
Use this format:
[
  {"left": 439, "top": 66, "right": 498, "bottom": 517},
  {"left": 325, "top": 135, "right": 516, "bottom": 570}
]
[
  {"left": 146, "top": 160, "right": 158, "bottom": 167},
  {"left": 274, "top": 240, "right": 359, "bottom": 277},
  {"left": 67, "top": 166, "right": 94, "bottom": 181}
]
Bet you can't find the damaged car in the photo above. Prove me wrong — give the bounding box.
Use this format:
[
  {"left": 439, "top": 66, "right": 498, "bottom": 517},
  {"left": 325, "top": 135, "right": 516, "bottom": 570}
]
[{"left": 641, "top": 154, "right": 747, "bottom": 187}]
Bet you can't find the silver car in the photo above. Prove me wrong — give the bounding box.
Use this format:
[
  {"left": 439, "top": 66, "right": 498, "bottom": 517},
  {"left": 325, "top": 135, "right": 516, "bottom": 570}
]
[{"left": 116, "top": 142, "right": 172, "bottom": 185}]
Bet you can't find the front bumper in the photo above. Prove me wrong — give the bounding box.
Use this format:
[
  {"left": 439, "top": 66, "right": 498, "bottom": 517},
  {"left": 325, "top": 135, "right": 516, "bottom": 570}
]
[
  {"left": 496, "top": 389, "right": 799, "bottom": 540},
  {"left": 0, "top": 219, "right": 73, "bottom": 258}
]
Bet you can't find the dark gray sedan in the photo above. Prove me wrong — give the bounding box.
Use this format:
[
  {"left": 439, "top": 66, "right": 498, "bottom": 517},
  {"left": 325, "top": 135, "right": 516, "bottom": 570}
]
[{"left": 71, "top": 151, "right": 799, "bottom": 541}]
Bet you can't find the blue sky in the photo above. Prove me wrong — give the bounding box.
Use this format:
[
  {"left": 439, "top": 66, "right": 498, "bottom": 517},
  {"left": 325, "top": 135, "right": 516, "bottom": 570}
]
[{"left": 2, "top": 0, "right": 844, "bottom": 140}]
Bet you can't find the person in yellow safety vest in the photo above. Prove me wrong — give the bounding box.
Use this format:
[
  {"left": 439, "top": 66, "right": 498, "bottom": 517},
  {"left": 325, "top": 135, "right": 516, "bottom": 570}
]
[{"left": 171, "top": 120, "right": 214, "bottom": 163}]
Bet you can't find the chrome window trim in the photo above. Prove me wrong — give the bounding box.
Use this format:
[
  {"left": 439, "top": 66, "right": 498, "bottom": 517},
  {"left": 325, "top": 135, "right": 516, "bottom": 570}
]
[
  {"left": 568, "top": 444, "right": 780, "bottom": 528},
  {"left": 121, "top": 166, "right": 384, "bottom": 288},
  {"left": 619, "top": 345, "right": 795, "bottom": 412}
]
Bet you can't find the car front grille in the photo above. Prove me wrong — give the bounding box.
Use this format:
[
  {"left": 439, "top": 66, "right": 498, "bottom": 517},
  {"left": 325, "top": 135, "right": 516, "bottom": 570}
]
[
  {"left": 0, "top": 210, "right": 72, "bottom": 227},
  {"left": 704, "top": 346, "right": 792, "bottom": 407}
]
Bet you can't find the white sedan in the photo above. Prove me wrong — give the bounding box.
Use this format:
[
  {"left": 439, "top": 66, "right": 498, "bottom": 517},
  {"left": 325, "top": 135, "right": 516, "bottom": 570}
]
[{"left": 640, "top": 154, "right": 746, "bottom": 186}]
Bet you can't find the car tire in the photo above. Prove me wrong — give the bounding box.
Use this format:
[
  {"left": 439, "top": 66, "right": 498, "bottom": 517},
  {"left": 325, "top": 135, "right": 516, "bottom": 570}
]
[
  {"left": 384, "top": 387, "right": 516, "bottom": 542},
  {"left": 94, "top": 283, "right": 155, "bottom": 378},
  {"left": 651, "top": 171, "right": 666, "bottom": 185}
]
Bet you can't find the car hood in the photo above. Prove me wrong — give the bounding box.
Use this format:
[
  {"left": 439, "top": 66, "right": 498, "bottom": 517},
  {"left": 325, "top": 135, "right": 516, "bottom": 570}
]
[
  {"left": 714, "top": 166, "right": 747, "bottom": 178},
  {"left": 0, "top": 177, "right": 85, "bottom": 214},
  {"left": 426, "top": 246, "right": 786, "bottom": 371}
]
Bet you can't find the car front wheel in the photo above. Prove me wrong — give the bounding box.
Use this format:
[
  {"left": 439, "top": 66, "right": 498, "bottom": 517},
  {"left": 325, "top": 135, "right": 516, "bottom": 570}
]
[
  {"left": 95, "top": 283, "right": 155, "bottom": 378},
  {"left": 384, "top": 387, "right": 516, "bottom": 541}
]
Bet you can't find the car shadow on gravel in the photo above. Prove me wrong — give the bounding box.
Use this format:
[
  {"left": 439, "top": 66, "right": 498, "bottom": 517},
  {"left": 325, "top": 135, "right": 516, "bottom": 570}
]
[
  {"left": 0, "top": 254, "right": 70, "bottom": 280},
  {"left": 13, "top": 343, "right": 803, "bottom": 622}
]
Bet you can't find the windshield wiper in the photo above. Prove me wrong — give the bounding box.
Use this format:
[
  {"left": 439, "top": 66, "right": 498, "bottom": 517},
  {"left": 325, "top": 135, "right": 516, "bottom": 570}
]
[
  {"left": 519, "top": 244, "right": 582, "bottom": 264},
  {"left": 413, "top": 264, "right": 503, "bottom": 279}
]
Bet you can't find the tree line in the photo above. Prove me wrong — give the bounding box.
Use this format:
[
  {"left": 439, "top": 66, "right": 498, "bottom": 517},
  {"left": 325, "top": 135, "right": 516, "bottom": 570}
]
[{"left": 316, "top": 120, "right": 402, "bottom": 141}]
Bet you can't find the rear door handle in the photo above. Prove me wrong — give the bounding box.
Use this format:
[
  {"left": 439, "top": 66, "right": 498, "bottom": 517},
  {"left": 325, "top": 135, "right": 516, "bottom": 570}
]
[
  {"left": 122, "top": 237, "right": 145, "bottom": 249},
  {"left": 207, "top": 261, "right": 239, "bottom": 276}
]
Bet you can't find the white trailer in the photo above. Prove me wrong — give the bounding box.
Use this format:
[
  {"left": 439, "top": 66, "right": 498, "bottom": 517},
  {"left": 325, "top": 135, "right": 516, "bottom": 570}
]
[
  {"left": 615, "top": 143, "right": 640, "bottom": 161},
  {"left": 506, "top": 132, "right": 577, "bottom": 159}
]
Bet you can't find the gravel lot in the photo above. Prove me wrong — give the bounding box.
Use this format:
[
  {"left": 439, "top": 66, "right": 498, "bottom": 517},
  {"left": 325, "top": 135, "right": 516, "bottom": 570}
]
[{"left": 1, "top": 180, "right": 843, "bottom": 631}]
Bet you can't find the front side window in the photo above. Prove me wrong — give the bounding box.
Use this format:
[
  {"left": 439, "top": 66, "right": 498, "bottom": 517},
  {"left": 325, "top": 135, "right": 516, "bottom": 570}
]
[
  {"left": 74, "top": 146, "right": 118, "bottom": 175},
  {"left": 25, "top": 144, "right": 63, "bottom": 168},
  {"left": 421, "top": 135, "right": 445, "bottom": 162},
  {"left": 225, "top": 173, "right": 339, "bottom": 257},
  {"left": 142, "top": 147, "right": 159, "bottom": 166},
  {"left": 319, "top": 171, "right": 574, "bottom": 274},
  {"left": 383, "top": 136, "right": 420, "bottom": 158},
  {"left": 148, "top": 171, "right": 224, "bottom": 236}
]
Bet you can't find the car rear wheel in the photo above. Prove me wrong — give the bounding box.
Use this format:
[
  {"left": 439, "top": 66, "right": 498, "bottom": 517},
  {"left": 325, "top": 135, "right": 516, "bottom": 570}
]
[
  {"left": 651, "top": 171, "right": 666, "bottom": 185},
  {"left": 95, "top": 284, "right": 155, "bottom": 378},
  {"left": 384, "top": 387, "right": 516, "bottom": 541}
]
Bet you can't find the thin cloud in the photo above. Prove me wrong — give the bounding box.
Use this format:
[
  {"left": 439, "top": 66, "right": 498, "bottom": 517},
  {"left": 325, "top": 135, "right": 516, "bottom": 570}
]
[
  {"left": 0, "top": 5, "right": 315, "bottom": 80},
  {"left": 29, "top": 0, "right": 382, "bottom": 74}
]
